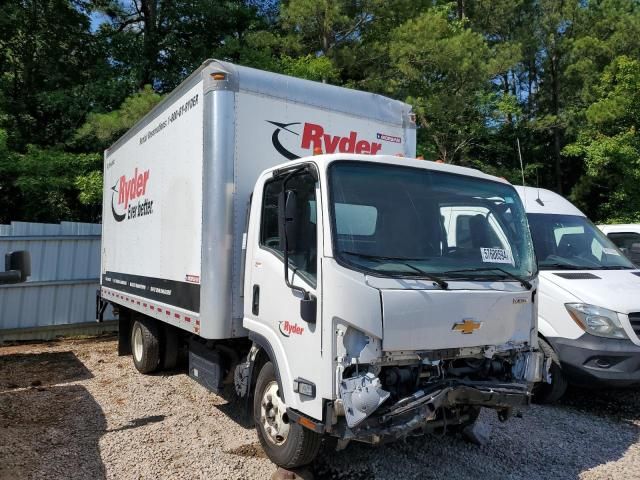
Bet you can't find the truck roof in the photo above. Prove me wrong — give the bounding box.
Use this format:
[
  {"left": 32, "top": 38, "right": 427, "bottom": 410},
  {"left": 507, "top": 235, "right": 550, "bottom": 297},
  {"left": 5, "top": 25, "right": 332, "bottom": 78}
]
[
  {"left": 514, "top": 185, "right": 585, "bottom": 216},
  {"left": 270, "top": 154, "right": 513, "bottom": 185},
  {"left": 107, "top": 59, "right": 414, "bottom": 156}
]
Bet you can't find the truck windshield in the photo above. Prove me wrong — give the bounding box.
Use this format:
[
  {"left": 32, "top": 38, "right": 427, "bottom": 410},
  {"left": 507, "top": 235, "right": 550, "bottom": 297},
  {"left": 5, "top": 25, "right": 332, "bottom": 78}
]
[
  {"left": 527, "top": 213, "right": 635, "bottom": 270},
  {"left": 328, "top": 161, "right": 536, "bottom": 281}
]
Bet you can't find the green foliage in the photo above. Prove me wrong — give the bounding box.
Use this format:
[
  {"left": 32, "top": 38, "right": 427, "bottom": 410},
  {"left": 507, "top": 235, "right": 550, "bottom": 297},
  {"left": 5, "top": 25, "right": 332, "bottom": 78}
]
[
  {"left": 281, "top": 55, "right": 340, "bottom": 83},
  {"left": 74, "top": 85, "right": 163, "bottom": 150},
  {"left": 75, "top": 170, "right": 104, "bottom": 206},
  {"left": 564, "top": 56, "right": 640, "bottom": 222},
  {"left": 389, "top": 7, "right": 516, "bottom": 163},
  {"left": 0, "top": 137, "right": 102, "bottom": 222}
]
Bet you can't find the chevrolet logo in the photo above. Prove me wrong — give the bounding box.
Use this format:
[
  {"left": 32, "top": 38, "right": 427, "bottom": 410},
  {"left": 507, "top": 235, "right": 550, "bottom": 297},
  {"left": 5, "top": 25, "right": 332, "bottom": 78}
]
[{"left": 452, "top": 319, "right": 483, "bottom": 334}]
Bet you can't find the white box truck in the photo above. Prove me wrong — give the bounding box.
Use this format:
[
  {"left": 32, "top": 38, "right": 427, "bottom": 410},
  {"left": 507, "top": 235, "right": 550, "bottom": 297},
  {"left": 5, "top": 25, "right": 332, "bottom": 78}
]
[
  {"left": 100, "top": 60, "right": 543, "bottom": 468},
  {"left": 516, "top": 186, "right": 640, "bottom": 402}
]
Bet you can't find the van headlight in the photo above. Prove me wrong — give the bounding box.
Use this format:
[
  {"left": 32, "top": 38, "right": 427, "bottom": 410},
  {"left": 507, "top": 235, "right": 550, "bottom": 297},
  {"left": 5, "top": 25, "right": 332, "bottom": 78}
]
[{"left": 565, "top": 303, "right": 628, "bottom": 339}]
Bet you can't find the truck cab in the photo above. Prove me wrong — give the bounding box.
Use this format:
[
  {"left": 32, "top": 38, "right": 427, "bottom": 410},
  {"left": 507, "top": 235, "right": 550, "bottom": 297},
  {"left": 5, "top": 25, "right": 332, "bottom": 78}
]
[
  {"left": 516, "top": 186, "right": 640, "bottom": 403},
  {"left": 243, "top": 155, "right": 542, "bottom": 465}
]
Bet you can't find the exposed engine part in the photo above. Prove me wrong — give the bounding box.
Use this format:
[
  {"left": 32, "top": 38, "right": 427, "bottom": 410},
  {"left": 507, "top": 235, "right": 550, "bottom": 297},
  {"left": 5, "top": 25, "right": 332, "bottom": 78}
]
[
  {"left": 512, "top": 351, "right": 545, "bottom": 383},
  {"left": 383, "top": 366, "right": 416, "bottom": 399},
  {"left": 483, "top": 345, "right": 497, "bottom": 358},
  {"left": 339, "top": 372, "right": 390, "bottom": 428},
  {"left": 446, "top": 358, "right": 505, "bottom": 378}
]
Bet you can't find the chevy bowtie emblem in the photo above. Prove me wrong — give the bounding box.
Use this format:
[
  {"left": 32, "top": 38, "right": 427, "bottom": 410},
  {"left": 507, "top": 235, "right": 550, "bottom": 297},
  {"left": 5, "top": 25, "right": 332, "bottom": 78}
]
[{"left": 452, "top": 319, "right": 482, "bottom": 334}]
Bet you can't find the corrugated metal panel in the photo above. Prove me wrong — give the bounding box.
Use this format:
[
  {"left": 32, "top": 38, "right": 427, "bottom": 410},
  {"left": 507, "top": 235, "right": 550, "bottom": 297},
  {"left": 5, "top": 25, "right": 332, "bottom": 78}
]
[{"left": 0, "top": 221, "right": 114, "bottom": 335}]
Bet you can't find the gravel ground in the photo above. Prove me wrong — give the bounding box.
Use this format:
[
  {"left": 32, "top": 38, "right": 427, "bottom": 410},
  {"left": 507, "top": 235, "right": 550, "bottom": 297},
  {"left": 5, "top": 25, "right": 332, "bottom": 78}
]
[{"left": 1, "top": 336, "right": 639, "bottom": 480}]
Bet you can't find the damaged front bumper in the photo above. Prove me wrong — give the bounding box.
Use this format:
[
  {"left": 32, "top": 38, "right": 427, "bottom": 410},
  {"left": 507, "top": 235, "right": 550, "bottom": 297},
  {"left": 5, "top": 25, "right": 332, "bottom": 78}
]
[{"left": 336, "top": 380, "right": 530, "bottom": 444}]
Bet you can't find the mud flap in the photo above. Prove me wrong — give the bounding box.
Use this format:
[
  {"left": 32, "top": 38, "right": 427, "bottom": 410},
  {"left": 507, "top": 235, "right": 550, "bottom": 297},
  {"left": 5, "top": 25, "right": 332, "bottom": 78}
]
[{"left": 118, "top": 314, "right": 132, "bottom": 356}]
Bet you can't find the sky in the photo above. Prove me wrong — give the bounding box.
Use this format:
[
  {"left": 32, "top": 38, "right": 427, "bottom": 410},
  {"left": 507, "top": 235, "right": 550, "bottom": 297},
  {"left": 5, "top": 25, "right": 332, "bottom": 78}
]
[{"left": 90, "top": 12, "right": 109, "bottom": 32}]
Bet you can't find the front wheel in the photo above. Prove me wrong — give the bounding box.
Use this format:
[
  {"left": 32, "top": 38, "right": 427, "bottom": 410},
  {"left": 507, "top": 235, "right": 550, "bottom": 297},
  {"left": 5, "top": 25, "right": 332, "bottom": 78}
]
[
  {"left": 253, "top": 361, "right": 321, "bottom": 468},
  {"left": 532, "top": 337, "right": 568, "bottom": 404}
]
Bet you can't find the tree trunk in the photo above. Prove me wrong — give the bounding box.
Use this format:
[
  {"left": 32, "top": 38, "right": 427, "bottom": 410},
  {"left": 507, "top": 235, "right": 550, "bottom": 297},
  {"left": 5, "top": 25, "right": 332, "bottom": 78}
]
[
  {"left": 457, "top": 0, "right": 465, "bottom": 20},
  {"left": 550, "top": 49, "right": 563, "bottom": 194},
  {"left": 140, "top": 0, "right": 159, "bottom": 88}
]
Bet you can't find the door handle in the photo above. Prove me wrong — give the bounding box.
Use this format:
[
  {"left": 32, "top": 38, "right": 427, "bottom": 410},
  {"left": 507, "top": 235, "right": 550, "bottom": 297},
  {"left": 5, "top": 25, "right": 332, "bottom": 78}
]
[{"left": 252, "top": 285, "right": 260, "bottom": 315}]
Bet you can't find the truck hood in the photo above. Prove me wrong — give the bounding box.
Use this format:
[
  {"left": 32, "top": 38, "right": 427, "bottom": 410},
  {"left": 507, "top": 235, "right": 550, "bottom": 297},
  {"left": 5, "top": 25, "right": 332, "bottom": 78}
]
[
  {"left": 379, "top": 286, "right": 534, "bottom": 352},
  {"left": 540, "top": 269, "right": 640, "bottom": 315}
]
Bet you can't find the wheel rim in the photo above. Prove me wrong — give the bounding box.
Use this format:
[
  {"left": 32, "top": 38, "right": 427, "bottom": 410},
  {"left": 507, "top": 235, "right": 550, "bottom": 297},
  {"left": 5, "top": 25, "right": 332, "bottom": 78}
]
[
  {"left": 133, "top": 325, "right": 143, "bottom": 362},
  {"left": 260, "top": 381, "right": 290, "bottom": 445}
]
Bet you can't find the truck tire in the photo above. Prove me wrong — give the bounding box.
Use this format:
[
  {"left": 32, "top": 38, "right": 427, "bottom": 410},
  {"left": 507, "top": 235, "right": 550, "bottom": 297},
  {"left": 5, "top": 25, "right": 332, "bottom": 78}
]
[
  {"left": 533, "top": 337, "right": 567, "bottom": 404},
  {"left": 131, "top": 318, "right": 161, "bottom": 374},
  {"left": 253, "top": 361, "right": 321, "bottom": 468}
]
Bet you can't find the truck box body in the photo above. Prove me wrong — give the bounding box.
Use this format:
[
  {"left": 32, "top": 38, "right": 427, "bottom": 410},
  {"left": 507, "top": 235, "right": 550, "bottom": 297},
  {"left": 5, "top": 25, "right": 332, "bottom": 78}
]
[{"left": 101, "top": 60, "right": 416, "bottom": 340}]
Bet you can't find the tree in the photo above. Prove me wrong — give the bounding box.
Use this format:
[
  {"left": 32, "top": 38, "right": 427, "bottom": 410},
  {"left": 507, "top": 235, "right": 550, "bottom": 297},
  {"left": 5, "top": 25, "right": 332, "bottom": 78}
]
[
  {"left": 0, "top": 0, "right": 116, "bottom": 150},
  {"left": 565, "top": 56, "right": 640, "bottom": 222},
  {"left": 93, "top": 0, "right": 269, "bottom": 91},
  {"left": 389, "top": 6, "right": 517, "bottom": 164}
]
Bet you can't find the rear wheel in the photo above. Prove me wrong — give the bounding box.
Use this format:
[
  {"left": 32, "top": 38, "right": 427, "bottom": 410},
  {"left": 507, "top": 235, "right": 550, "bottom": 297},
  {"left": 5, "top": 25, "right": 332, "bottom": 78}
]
[
  {"left": 131, "top": 318, "right": 161, "bottom": 374},
  {"left": 533, "top": 337, "right": 568, "bottom": 404},
  {"left": 253, "top": 361, "right": 321, "bottom": 468}
]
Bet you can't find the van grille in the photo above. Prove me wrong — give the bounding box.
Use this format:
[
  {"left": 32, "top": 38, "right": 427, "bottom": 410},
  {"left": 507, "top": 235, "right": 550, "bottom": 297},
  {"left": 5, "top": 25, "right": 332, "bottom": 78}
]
[{"left": 629, "top": 312, "right": 640, "bottom": 338}]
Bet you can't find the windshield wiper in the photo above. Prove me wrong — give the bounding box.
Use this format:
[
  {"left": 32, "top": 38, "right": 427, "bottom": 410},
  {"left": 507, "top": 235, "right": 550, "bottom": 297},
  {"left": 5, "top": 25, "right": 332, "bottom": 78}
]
[
  {"left": 341, "top": 251, "right": 448, "bottom": 289},
  {"left": 443, "top": 267, "right": 532, "bottom": 290}
]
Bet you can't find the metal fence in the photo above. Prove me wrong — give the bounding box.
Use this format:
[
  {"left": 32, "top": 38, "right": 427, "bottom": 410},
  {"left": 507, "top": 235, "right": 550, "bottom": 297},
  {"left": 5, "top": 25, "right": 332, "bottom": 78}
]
[{"left": 0, "top": 221, "right": 116, "bottom": 341}]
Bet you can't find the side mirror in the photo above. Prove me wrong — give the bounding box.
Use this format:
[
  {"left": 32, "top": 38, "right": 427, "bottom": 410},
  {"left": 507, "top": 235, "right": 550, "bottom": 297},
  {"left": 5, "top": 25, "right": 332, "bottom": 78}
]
[
  {"left": 0, "top": 250, "right": 31, "bottom": 285},
  {"left": 278, "top": 189, "right": 298, "bottom": 253}
]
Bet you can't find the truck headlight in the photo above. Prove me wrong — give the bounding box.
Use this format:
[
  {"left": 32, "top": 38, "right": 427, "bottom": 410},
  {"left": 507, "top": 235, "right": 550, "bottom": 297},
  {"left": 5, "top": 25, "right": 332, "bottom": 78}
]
[{"left": 565, "top": 303, "right": 628, "bottom": 339}]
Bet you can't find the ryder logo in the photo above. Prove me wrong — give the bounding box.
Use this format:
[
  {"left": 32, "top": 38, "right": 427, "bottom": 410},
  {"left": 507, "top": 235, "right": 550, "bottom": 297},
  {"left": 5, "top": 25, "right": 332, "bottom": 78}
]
[
  {"left": 111, "top": 168, "right": 154, "bottom": 223},
  {"left": 267, "top": 120, "right": 385, "bottom": 160},
  {"left": 278, "top": 321, "right": 304, "bottom": 337}
]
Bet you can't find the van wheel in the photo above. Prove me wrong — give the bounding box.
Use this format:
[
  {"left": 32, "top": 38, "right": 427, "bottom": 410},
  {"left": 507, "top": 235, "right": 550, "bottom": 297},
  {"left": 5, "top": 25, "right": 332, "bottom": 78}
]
[
  {"left": 131, "top": 318, "right": 160, "bottom": 374},
  {"left": 253, "top": 362, "right": 321, "bottom": 468},
  {"left": 533, "top": 337, "right": 567, "bottom": 404}
]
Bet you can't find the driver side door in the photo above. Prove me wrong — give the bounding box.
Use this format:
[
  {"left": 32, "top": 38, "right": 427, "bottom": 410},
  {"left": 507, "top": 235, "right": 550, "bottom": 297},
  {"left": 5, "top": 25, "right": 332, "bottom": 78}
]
[{"left": 247, "top": 168, "right": 325, "bottom": 419}]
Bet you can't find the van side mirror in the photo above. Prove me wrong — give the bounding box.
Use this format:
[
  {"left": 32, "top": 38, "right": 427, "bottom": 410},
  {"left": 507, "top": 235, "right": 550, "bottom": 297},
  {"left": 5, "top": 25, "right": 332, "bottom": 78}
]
[{"left": 0, "top": 250, "right": 31, "bottom": 285}]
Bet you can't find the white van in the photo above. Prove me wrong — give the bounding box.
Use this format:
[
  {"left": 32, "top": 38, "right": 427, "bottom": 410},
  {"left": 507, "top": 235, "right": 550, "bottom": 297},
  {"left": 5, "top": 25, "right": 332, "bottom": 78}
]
[
  {"left": 515, "top": 186, "right": 640, "bottom": 402},
  {"left": 598, "top": 224, "right": 640, "bottom": 266}
]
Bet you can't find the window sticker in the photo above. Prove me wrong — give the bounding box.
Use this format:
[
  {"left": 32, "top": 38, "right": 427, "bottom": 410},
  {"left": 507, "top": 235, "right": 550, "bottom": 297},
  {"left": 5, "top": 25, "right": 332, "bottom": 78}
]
[
  {"left": 602, "top": 247, "right": 620, "bottom": 256},
  {"left": 481, "top": 247, "right": 513, "bottom": 264}
]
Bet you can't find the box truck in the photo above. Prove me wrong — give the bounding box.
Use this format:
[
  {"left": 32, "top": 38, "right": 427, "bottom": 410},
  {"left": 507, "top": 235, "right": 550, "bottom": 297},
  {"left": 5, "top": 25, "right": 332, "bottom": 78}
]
[
  {"left": 516, "top": 186, "right": 640, "bottom": 402},
  {"left": 100, "top": 60, "right": 543, "bottom": 468}
]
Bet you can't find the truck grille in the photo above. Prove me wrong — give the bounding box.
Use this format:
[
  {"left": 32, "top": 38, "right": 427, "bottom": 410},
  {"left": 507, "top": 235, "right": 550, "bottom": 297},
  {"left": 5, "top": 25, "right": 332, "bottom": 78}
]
[{"left": 629, "top": 312, "right": 640, "bottom": 338}]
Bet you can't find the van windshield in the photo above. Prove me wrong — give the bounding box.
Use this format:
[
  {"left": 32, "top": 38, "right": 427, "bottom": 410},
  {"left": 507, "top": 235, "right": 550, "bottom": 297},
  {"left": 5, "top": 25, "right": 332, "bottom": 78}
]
[
  {"left": 527, "top": 213, "right": 635, "bottom": 270},
  {"left": 328, "top": 161, "right": 536, "bottom": 282}
]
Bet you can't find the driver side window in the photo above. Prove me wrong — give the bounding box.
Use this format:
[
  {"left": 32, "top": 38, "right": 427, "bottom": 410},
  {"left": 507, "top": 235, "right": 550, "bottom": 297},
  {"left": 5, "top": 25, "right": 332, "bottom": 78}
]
[{"left": 259, "top": 173, "right": 318, "bottom": 286}]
